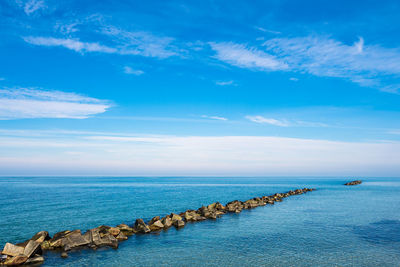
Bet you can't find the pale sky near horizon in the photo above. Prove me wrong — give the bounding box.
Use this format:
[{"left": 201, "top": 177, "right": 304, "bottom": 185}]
[{"left": 1, "top": 0, "right": 400, "bottom": 176}]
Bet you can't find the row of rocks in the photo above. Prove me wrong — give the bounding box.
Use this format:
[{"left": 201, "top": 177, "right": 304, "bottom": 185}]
[
  {"left": 344, "top": 180, "right": 362, "bottom": 186},
  {"left": 0, "top": 188, "right": 315, "bottom": 266}
]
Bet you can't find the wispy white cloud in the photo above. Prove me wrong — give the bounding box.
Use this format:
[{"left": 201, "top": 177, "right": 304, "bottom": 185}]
[
  {"left": 0, "top": 87, "right": 111, "bottom": 119},
  {"left": 289, "top": 77, "right": 299, "bottom": 81},
  {"left": 246, "top": 115, "right": 289, "bottom": 127},
  {"left": 254, "top": 27, "right": 281, "bottom": 35},
  {"left": 16, "top": 0, "right": 46, "bottom": 15},
  {"left": 215, "top": 80, "right": 235, "bottom": 86},
  {"left": 55, "top": 22, "right": 80, "bottom": 35},
  {"left": 100, "top": 26, "right": 179, "bottom": 59},
  {"left": 23, "top": 36, "right": 117, "bottom": 54},
  {"left": 201, "top": 115, "right": 228, "bottom": 121},
  {"left": 211, "top": 36, "right": 400, "bottom": 93},
  {"left": 123, "top": 66, "right": 144, "bottom": 76},
  {"left": 263, "top": 36, "right": 400, "bottom": 92},
  {"left": 24, "top": 29, "right": 179, "bottom": 59},
  {"left": 209, "top": 42, "right": 288, "bottom": 71}
]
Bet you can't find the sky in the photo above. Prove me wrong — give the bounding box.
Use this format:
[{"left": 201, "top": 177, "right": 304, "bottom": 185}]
[{"left": 1, "top": 0, "right": 400, "bottom": 176}]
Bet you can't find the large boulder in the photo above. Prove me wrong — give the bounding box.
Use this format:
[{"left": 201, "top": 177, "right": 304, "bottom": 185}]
[
  {"left": 149, "top": 216, "right": 160, "bottom": 225},
  {"left": 134, "top": 219, "right": 150, "bottom": 234},
  {"left": 25, "top": 255, "right": 44, "bottom": 265},
  {"left": 116, "top": 224, "right": 136, "bottom": 235},
  {"left": 108, "top": 227, "right": 120, "bottom": 237},
  {"left": 85, "top": 228, "right": 118, "bottom": 249},
  {"left": 173, "top": 220, "right": 185, "bottom": 228},
  {"left": 1, "top": 243, "right": 24, "bottom": 257},
  {"left": 62, "top": 231, "right": 90, "bottom": 251},
  {"left": 23, "top": 240, "right": 41, "bottom": 258},
  {"left": 149, "top": 220, "right": 164, "bottom": 231},
  {"left": 161, "top": 216, "right": 172, "bottom": 229},
  {"left": 170, "top": 213, "right": 182, "bottom": 222},
  {"left": 183, "top": 210, "right": 206, "bottom": 222},
  {"left": 243, "top": 199, "right": 262, "bottom": 209},
  {"left": 226, "top": 200, "right": 243, "bottom": 213},
  {"left": 30, "top": 231, "right": 49, "bottom": 243},
  {"left": 169, "top": 213, "right": 185, "bottom": 228},
  {"left": 3, "top": 255, "right": 28, "bottom": 266},
  {"left": 49, "top": 230, "right": 73, "bottom": 248},
  {"left": 115, "top": 232, "right": 128, "bottom": 241}
]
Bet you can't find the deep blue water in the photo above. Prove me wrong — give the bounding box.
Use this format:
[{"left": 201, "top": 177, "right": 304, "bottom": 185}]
[{"left": 0, "top": 177, "right": 399, "bottom": 266}]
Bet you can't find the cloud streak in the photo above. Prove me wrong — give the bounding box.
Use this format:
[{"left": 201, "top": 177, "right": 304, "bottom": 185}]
[
  {"left": 201, "top": 115, "right": 228, "bottom": 121},
  {"left": 24, "top": 26, "right": 179, "bottom": 59},
  {"left": 24, "top": 36, "right": 117, "bottom": 54},
  {"left": 211, "top": 36, "right": 400, "bottom": 93},
  {"left": 246, "top": 115, "right": 289, "bottom": 127},
  {"left": 0, "top": 87, "right": 111, "bottom": 119},
  {"left": 209, "top": 42, "right": 288, "bottom": 71},
  {"left": 16, "top": 0, "right": 46, "bottom": 15},
  {"left": 123, "top": 66, "right": 144, "bottom": 76},
  {"left": 215, "top": 80, "right": 235, "bottom": 86}
]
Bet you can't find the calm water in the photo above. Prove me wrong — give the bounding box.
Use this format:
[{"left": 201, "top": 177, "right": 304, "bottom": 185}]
[{"left": 0, "top": 177, "right": 399, "bottom": 266}]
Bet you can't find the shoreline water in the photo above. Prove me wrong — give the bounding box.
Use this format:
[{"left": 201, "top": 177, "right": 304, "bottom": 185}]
[{"left": 0, "top": 188, "right": 315, "bottom": 266}]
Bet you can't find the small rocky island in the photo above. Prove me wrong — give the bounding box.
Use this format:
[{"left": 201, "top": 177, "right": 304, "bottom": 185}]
[
  {"left": 344, "top": 180, "right": 362, "bottom": 186},
  {"left": 0, "top": 188, "right": 315, "bottom": 266}
]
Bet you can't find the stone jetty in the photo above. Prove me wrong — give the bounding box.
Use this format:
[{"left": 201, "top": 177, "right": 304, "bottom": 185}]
[
  {"left": 344, "top": 180, "right": 362, "bottom": 186},
  {"left": 0, "top": 188, "right": 315, "bottom": 266}
]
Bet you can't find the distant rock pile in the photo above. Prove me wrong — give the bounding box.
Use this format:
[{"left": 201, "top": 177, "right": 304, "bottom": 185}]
[
  {"left": 344, "top": 180, "right": 362, "bottom": 186},
  {"left": 0, "top": 187, "right": 316, "bottom": 266}
]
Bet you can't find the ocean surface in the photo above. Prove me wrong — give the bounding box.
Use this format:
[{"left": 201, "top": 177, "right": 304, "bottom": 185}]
[{"left": 0, "top": 177, "right": 399, "bottom": 266}]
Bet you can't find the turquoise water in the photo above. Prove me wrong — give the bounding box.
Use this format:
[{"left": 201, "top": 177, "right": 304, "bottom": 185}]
[{"left": 0, "top": 177, "right": 400, "bottom": 266}]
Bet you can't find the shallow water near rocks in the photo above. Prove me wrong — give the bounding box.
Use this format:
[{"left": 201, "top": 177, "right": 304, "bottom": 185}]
[{"left": 1, "top": 177, "right": 399, "bottom": 266}]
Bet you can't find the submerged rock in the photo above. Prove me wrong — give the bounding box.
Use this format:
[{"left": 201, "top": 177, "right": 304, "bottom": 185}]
[{"left": 61, "top": 252, "right": 68, "bottom": 258}]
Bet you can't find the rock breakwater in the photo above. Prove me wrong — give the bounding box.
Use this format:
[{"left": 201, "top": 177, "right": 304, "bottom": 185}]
[
  {"left": 0, "top": 188, "right": 315, "bottom": 266},
  {"left": 344, "top": 180, "right": 362, "bottom": 186}
]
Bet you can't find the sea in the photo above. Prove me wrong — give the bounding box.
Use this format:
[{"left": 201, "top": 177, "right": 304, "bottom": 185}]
[{"left": 0, "top": 177, "right": 399, "bottom": 266}]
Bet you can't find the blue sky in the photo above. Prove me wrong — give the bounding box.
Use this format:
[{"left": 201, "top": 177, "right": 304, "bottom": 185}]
[{"left": 1, "top": 0, "right": 400, "bottom": 176}]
